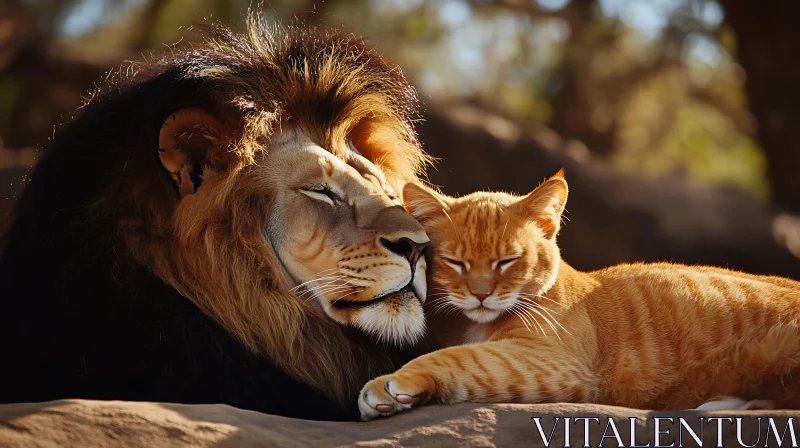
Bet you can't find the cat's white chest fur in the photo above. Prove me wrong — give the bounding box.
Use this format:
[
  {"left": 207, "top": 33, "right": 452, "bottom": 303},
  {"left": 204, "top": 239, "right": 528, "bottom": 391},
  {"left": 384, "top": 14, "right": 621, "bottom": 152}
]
[{"left": 464, "top": 323, "right": 491, "bottom": 344}]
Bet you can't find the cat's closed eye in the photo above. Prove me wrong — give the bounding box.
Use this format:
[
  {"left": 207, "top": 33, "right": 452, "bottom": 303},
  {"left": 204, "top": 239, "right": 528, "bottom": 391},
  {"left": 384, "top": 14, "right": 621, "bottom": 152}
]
[
  {"left": 494, "top": 256, "right": 520, "bottom": 273},
  {"left": 441, "top": 257, "right": 467, "bottom": 274}
]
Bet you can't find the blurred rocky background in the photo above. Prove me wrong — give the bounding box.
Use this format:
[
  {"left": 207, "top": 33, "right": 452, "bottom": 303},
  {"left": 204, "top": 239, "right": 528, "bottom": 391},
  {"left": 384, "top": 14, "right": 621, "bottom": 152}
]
[{"left": 1, "top": 0, "right": 799, "bottom": 277}]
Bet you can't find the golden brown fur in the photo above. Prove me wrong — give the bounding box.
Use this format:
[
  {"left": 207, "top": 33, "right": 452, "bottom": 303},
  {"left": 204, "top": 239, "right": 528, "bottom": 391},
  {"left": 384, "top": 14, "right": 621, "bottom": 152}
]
[
  {"left": 113, "top": 16, "right": 433, "bottom": 407},
  {"left": 359, "top": 171, "right": 800, "bottom": 419}
]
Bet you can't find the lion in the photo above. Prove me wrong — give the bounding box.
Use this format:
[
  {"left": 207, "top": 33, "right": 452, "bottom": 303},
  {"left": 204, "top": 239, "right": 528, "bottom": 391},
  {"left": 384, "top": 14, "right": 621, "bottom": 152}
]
[{"left": 0, "top": 16, "right": 433, "bottom": 421}]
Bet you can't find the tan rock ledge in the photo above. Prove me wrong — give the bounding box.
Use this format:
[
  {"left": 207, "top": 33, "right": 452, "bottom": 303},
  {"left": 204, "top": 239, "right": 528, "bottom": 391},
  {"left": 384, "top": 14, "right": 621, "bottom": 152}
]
[{"left": 1, "top": 399, "right": 798, "bottom": 447}]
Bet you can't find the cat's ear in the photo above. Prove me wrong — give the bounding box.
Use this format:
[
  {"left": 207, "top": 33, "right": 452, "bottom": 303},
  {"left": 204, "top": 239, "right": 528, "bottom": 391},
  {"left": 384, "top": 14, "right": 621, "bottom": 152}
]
[
  {"left": 402, "top": 183, "right": 450, "bottom": 223},
  {"left": 516, "top": 169, "right": 568, "bottom": 239}
]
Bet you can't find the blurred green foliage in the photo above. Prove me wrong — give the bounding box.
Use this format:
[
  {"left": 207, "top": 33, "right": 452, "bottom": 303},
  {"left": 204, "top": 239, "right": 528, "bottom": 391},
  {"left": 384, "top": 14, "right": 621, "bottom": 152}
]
[{"left": 13, "top": 0, "right": 769, "bottom": 199}]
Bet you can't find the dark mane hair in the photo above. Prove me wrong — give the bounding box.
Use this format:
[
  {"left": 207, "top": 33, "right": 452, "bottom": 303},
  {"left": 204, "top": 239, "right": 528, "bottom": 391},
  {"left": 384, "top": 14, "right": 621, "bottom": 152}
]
[{"left": 0, "top": 15, "right": 427, "bottom": 421}]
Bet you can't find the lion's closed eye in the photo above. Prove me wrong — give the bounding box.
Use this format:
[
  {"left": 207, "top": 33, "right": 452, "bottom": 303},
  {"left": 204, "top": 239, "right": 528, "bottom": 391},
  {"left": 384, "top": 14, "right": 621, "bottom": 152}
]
[{"left": 300, "top": 183, "right": 342, "bottom": 205}]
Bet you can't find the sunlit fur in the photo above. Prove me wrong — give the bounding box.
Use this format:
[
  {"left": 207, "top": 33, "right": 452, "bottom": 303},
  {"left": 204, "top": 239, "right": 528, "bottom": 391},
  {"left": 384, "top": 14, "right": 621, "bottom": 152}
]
[
  {"left": 119, "top": 16, "right": 433, "bottom": 406},
  {"left": 359, "top": 171, "right": 800, "bottom": 420}
]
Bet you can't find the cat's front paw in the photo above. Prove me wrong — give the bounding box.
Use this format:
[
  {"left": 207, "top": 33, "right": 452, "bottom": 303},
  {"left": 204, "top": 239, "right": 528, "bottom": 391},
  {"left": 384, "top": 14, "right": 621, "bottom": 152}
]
[{"left": 358, "top": 372, "right": 431, "bottom": 421}]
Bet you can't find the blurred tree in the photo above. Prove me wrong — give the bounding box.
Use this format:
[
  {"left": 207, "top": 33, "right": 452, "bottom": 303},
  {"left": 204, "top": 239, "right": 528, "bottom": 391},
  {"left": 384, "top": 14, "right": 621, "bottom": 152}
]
[
  {"left": 0, "top": 0, "right": 791, "bottom": 206},
  {"left": 721, "top": 0, "right": 800, "bottom": 211},
  {"left": 290, "top": 0, "right": 336, "bottom": 24},
  {"left": 419, "top": 0, "right": 766, "bottom": 200},
  {"left": 128, "top": 0, "right": 170, "bottom": 51},
  {"left": 0, "top": 0, "right": 108, "bottom": 148}
]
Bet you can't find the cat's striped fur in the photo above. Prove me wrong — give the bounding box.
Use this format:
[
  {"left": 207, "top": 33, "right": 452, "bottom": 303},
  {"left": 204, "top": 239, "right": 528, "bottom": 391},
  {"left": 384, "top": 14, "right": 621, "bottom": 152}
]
[{"left": 358, "top": 170, "right": 800, "bottom": 420}]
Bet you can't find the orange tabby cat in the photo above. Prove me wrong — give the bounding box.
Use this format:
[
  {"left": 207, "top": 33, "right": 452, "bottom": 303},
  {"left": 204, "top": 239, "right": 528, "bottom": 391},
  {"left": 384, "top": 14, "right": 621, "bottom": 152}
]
[{"left": 358, "top": 170, "right": 800, "bottom": 420}]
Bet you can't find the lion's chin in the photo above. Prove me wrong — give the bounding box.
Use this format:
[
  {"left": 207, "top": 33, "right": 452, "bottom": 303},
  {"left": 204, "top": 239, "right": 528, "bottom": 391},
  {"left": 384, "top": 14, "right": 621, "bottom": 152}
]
[{"left": 336, "top": 286, "right": 427, "bottom": 347}]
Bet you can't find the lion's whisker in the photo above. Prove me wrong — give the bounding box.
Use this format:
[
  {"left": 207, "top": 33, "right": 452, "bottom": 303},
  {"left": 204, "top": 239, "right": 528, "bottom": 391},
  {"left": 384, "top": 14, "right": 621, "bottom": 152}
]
[
  {"left": 291, "top": 273, "right": 344, "bottom": 292},
  {"left": 293, "top": 279, "right": 346, "bottom": 298},
  {"left": 291, "top": 269, "right": 342, "bottom": 289},
  {"left": 301, "top": 283, "right": 352, "bottom": 301},
  {"left": 332, "top": 289, "right": 359, "bottom": 304}
]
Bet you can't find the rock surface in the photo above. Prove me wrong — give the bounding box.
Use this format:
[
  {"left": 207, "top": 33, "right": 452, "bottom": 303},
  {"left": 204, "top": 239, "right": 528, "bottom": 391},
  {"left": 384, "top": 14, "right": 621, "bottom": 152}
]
[{"left": 1, "top": 399, "right": 797, "bottom": 447}]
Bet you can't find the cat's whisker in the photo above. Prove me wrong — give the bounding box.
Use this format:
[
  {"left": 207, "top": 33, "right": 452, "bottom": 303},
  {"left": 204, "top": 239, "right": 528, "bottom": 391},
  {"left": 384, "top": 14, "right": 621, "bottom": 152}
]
[
  {"left": 508, "top": 307, "right": 536, "bottom": 334},
  {"left": 531, "top": 294, "right": 565, "bottom": 308},
  {"left": 531, "top": 303, "right": 571, "bottom": 335},
  {"left": 515, "top": 295, "right": 564, "bottom": 316},
  {"left": 441, "top": 304, "right": 462, "bottom": 318},
  {"left": 515, "top": 293, "right": 565, "bottom": 310},
  {"left": 443, "top": 305, "right": 461, "bottom": 317},
  {"left": 536, "top": 303, "right": 564, "bottom": 317},
  {"left": 514, "top": 304, "right": 546, "bottom": 336},
  {"left": 447, "top": 304, "right": 464, "bottom": 315},
  {"left": 428, "top": 301, "right": 450, "bottom": 315},
  {"left": 515, "top": 297, "right": 570, "bottom": 335},
  {"left": 427, "top": 297, "right": 455, "bottom": 309},
  {"left": 430, "top": 297, "right": 461, "bottom": 316},
  {"left": 521, "top": 308, "right": 546, "bottom": 336},
  {"left": 516, "top": 303, "right": 550, "bottom": 337},
  {"left": 508, "top": 308, "right": 530, "bottom": 333},
  {"left": 518, "top": 302, "right": 562, "bottom": 340},
  {"left": 508, "top": 293, "right": 544, "bottom": 305}
]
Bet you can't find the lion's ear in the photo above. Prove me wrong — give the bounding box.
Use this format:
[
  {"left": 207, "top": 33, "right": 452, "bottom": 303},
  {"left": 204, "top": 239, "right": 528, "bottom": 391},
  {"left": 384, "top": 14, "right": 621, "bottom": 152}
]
[
  {"left": 158, "top": 108, "right": 234, "bottom": 197},
  {"left": 402, "top": 183, "right": 450, "bottom": 224}
]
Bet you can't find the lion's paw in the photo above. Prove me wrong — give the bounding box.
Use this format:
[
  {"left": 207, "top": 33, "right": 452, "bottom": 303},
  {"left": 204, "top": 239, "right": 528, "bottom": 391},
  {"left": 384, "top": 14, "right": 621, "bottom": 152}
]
[{"left": 358, "top": 373, "right": 428, "bottom": 421}]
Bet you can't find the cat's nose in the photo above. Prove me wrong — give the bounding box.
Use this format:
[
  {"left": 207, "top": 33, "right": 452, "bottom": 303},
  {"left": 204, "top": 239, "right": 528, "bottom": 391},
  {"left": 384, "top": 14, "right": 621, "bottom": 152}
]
[{"left": 473, "top": 293, "right": 489, "bottom": 303}]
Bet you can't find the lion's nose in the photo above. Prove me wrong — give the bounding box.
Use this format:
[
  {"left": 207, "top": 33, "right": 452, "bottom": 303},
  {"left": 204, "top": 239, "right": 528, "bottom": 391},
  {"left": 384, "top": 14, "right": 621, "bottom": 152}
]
[{"left": 380, "top": 237, "right": 430, "bottom": 266}]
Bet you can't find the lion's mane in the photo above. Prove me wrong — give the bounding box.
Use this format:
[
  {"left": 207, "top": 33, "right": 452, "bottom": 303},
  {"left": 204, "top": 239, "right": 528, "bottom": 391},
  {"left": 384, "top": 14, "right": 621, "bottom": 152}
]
[{"left": 0, "top": 15, "right": 429, "bottom": 421}]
